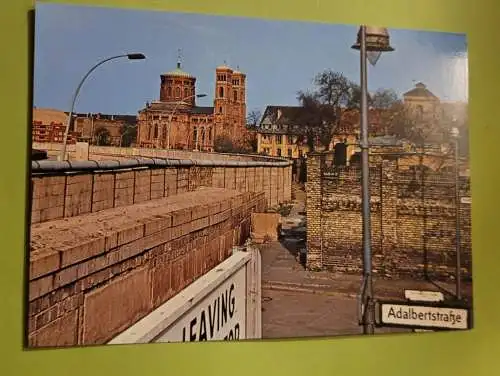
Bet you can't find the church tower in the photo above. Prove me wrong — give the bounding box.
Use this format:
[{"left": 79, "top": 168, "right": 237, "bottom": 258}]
[
  {"left": 214, "top": 63, "right": 233, "bottom": 138},
  {"left": 231, "top": 67, "right": 247, "bottom": 137},
  {"left": 213, "top": 63, "right": 247, "bottom": 141},
  {"left": 159, "top": 51, "right": 196, "bottom": 106}
]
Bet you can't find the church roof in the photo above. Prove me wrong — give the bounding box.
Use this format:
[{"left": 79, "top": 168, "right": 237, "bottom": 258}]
[
  {"left": 162, "top": 60, "right": 194, "bottom": 78},
  {"left": 141, "top": 101, "right": 214, "bottom": 115},
  {"left": 403, "top": 82, "right": 438, "bottom": 98}
]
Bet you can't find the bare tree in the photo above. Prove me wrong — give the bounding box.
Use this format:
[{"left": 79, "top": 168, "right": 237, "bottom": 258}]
[
  {"left": 247, "top": 109, "right": 262, "bottom": 128},
  {"left": 295, "top": 91, "right": 337, "bottom": 151},
  {"left": 371, "top": 88, "right": 399, "bottom": 109}
]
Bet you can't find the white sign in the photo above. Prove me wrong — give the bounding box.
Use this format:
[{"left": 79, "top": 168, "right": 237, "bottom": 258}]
[
  {"left": 404, "top": 290, "right": 444, "bottom": 302},
  {"left": 108, "top": 249, "right": 261, "bottom": 345},
  {"left": 380, "top": 303, "right": 469, "bottom": 330},
  {"left": 156, "top": 267, "right": 246, "bottom": 342}
]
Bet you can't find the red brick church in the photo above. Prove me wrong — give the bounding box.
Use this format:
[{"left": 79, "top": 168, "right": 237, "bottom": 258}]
[{"left": 137, "top": 56, "right": 248, "bottom": 151}]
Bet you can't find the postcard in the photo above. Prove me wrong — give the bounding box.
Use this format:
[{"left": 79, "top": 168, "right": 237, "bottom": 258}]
[{"left": 28, "top": 2, "right": 471, "bottom": 348}]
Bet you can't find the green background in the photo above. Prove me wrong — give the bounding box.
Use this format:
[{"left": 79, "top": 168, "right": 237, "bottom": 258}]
[{"left": 1, "top": 0, "right": 498, "bottom": 375}]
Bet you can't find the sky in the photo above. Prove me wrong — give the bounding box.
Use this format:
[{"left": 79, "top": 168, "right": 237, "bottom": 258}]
[{"left": 33, "top": 3, "right": 468, "bottom": 116}]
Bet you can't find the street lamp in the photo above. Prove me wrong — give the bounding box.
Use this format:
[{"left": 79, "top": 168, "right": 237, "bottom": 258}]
[
  {"left": 59, "top": 53, "right": 146, "bottom": 161},
  {"left": 450, "top": 124, "right": 462, "bottom": 300},
  {"left": 351, "top": 26, "right": 394, "bottom": 335},
  {"left": 165, "top": 93, "right": 207, "bottom": 150}
]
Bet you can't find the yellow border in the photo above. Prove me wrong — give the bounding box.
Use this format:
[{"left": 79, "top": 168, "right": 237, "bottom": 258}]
[{"left": 2, "top": 1, "right": 498, "bottom": 375}]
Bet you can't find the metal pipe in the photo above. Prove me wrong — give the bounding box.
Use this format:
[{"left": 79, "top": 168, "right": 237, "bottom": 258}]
[
  {"left": 359, "top": 25, "right": 375, "bottom": 335},
  {"left": 455, "top": 136, "right": 462, "bottom": 300}
]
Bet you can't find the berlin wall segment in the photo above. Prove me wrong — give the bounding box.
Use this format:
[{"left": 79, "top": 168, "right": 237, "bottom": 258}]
[{"left": 27, "top": 188, "right": 267, "bottom": 347}]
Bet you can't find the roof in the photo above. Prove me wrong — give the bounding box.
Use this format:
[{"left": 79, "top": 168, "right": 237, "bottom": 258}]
[
  {"left": 257, "top": 105, "right": 389, "bottom": 135},
  {"left": 403, "top": 82, "right": 438, "bottom": 99},
  {"left": 32, "top": 108, "right": 68, "bottom": 125},
  {"left": 216, "top": 63, "right": 232, "bottom": 71},
  {"left": 190, "top": 106, "right": 214, "bottom": 115},
  {"left": 162, "top": 62, "right": 194, "bottom": 78},
  {"left": 140, "top": 101, "right": 214, "bottom": 116},
  {"left": 72, "top": 113, "right": 137, "bottom": 123}
]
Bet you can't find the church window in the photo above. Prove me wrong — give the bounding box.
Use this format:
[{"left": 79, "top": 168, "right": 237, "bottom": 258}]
[
  {"left": 184, "top": 88, "right": 189, "bottom": 98},
  {"left": 219, "top": 86, "right": 224, "bottom": 98},
  {"left": 167, "top": 87, "right": 172, "bottom": 97},
  {"left": 175, "top": 87, "right": 181, "bottom": 97},
  {"left": 219, "top": 106, "right": 223, "bottom": 114},
  {"left": 154, "top": 124, "right": 158, "bottom": 139},
  {"left": 233, "top": 90, "right": 238, "bottom": 101},
  {"left": 193, "top": 127, "right": 198, "bottom": 143}
]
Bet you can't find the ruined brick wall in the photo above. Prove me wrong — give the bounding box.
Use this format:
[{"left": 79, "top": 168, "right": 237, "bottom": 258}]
[
  {"left": 31, "top": 164, "right": 292, "bottom": 224},
  {"left": 306, "top": 153, "right": 472, "bottom": 280},
  {"left": 28, "top": 189, "right": 266, "bottom": 347}
]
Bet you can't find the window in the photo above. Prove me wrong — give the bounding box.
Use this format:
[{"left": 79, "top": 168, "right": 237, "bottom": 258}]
[
  {"left": 201, "top": 128, "right": 206, "bottom": 144},
  {"left": 299, "top": 149, "right": 303, "bottom": 158},
  {"left": 167, "top": 87, "right": 172, "bottom": 97},
  {"left": 277, "top": 148, "right": 282, "bottom": 156},
  {"left": 175, "top": 87, "right": 181, "bottom": 97},
  {"left": 233, "top": 90, "right": 238, "bottom": 101},
  {"left": 184, "top": 88, "right": 189, "bottom": 98},
  {"left": 193, "top": 127, "right": 198, "bottom": 142},
  {"left": 416, "top": 105, "right": 424, "bottom": 120},
  {"left": 219, "top": 86, "right": 224, "bottom": 98},
  {"left": 208, "top": 127, "right": 212, "bottom": 141},
  {"left": 219, "top": 106, "right": 223, "bottom": 114},
  {"left": 154, "top": 124, "right": 158, "bottom": 139},
  {"left": 276, "top": 135, "right": 283, "bottom": 144},
  {"left": 288, "top": 148, "right": 292, "bottom": 157}
]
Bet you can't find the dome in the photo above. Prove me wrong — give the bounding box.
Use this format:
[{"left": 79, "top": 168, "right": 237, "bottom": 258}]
[{"left": 162, "top": 62, "right": 194, "bottom": 78}]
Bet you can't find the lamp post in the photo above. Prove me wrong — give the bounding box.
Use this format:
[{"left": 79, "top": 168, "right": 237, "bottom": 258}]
[
  {"left": 165, "top": 93, "right": 207, "bottom": 150},
  {"left": 351, "top": 26, "right": 394, "bottom": 335},
  {"left": 59, "top": 53, "right": 146, "bottom": 161},
  {"left": 450, "top": 125, "right": 462, "bottom": 300}
]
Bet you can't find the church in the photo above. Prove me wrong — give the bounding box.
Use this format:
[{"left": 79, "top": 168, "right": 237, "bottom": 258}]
[{"left": 137, "top": 56, "right": 247, "bottom": 151}]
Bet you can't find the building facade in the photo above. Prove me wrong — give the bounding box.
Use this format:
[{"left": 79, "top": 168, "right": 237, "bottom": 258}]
[
  {"left": 32, "top": 108, "right": 77, "bottom": 144},
  {"left": 255, "top": 82, "right": 468, "bottom": 160},
  {"left": 73, "top": 113, "right": 137, "bottom": 146},
  {"left": 137, "top": 59, "right": 247, "bottom": 151},
  {"left": 255, "top": 105, "right": 384, "bottom": 161}
]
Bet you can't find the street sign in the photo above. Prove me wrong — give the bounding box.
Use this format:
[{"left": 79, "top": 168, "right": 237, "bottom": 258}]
[
  {"left": 404, "top": 289, "right": 444, "bottom": 302},
  {"left": 376, "top": 300, "right": 471, "bottom": 331},
  {"left": 403, "top": 290, "right": 445, "bottom": 332}
]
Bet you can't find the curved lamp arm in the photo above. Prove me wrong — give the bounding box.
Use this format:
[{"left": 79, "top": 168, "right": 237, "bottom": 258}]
[{"left": 59, "top": 53, "right": 145, "bottom": 160}]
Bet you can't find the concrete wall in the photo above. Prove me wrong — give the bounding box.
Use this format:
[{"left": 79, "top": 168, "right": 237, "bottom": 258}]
[
  {"left": 306, "top": 153, "right": 472, "bottom": 280},
  {"left": 28, "top": 188, "right": 267, "bottom": 347},
  {"left": 31, "top": 161, "right": 292, "bottom": 225}
]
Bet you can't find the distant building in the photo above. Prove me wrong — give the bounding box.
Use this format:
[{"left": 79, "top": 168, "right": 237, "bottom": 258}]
[
  {"left": 255, "top": 105, "right": 387, "bottom": 160},
  {"left": 137, "top": 57, "right": 248, "bottom": 151},
  {"left": 32, "top": 108, "right": 77, "bottom": 144},
  {"left": 72, "top": 113, "right": 137, "bottom": 146}
]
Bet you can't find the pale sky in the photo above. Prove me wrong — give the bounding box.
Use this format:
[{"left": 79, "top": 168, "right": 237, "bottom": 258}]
[{"left": 33, "top": 3, "right": 468, "bottom": 116}]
